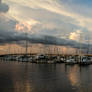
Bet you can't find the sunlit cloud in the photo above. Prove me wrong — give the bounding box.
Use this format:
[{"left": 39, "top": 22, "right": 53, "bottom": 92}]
[
  {"left": 16, "top": 22, "right": 32, "bottom": 32},
  {"left": 69, "top": 30, "right": 82, "bottom": 42}
]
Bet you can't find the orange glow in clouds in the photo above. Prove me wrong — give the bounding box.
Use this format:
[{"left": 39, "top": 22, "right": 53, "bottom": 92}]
[{"left": 15, "top": 22, "right": 32, "bottom": 32}]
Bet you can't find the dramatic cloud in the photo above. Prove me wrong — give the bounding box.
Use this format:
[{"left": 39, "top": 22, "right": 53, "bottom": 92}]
[{"left": 0, "top": 0, "right": 91, "bottom": 50}]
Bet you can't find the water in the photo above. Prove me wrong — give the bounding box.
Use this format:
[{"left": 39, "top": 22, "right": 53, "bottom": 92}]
[{"left": 0, "top": 62, "right": 92, "bottom": 92}]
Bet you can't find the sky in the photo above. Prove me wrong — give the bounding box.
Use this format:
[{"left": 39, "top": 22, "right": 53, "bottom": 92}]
[{"left": 0, "top": 0, "right": 92, "bottom": 51}]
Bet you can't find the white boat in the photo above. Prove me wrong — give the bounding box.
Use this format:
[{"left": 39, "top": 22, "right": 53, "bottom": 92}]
[
  {"left": 79, "top": 56, "right": 91, "bottom": 65},
  {"left": 18, "top": 55, "right": 33, "bottom": 62},
  {"left": 65, "top": 57, "right": 76, "bottom": 65},
  {"left": 35, "top": 54, "right": 46, "bottom": 60}
]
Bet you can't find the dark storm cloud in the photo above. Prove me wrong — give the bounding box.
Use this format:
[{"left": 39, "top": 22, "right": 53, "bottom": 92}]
[
  {"left": 0, "top": 30, "right": 89, "bottom": 49},
  {"left": 27, "top": 35, "right": 89, "bottom": 49},
  {"left": 0, "top": 0, "right": 9, "bottom": 13}
]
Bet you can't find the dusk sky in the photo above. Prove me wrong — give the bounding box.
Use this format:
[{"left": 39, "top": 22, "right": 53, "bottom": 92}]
[{"left": 0, "top": 0, "right": 92, "bottom": 47}]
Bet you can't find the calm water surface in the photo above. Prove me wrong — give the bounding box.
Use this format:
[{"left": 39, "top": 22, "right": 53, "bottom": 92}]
[{"left": 0, "top": 61, "right": 92, "bottom": 92}]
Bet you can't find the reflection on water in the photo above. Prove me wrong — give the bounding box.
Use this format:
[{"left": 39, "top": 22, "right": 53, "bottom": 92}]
[
  {"left": 66, "top": 65, "right": 80, "bottom": 86},
  {"left": 65, "top": 65, "right": 92, "bottom": 92},
  {"left": 0, "top": 62, "right": 92, "bottom": 92}
]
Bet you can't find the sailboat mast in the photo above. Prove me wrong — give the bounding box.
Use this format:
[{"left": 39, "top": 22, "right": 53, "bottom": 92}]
[
  {"left": 25, "top": 32, "right": 28, "bottom": 55},
  {"left": 79, "top": 33, "right": 83, "bottom": 62},
  {"left": 87, "top": 36, "right": 90, "bottom": 55},
  {"left": 8, "top": 44, "right": 11, "bottom": 55}
]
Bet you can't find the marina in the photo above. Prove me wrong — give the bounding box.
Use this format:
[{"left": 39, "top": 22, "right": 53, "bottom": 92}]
[
  {"left": 0, "top": 54, "right": 92, "bottom": 65},
  {"left": 0, "top": 0, "right": 92, "bottom": 92}
]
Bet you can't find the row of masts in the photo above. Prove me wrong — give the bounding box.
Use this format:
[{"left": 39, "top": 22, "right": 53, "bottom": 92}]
[
  {"left": 0, "top": 30, "right": 91, "bottom": 55},
  {"left": 2, "top": 42, "right": 91, "bottom": 56}
]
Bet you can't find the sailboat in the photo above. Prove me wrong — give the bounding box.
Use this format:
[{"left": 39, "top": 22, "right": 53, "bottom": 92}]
[
  {"left": 65, "top": 55, "right": 77, "bottom": 65},
  {"left": 79, "top": 34, "right": 91, "bottom": 65},
  {"left": 18, "top": 33, "right": 29, "bottom": 62}
]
